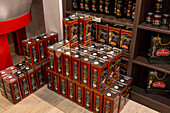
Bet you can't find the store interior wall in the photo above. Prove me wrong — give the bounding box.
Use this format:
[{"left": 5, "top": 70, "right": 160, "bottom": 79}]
[{"left": 42, "top": 0, "right": 63, "bottom": 40}]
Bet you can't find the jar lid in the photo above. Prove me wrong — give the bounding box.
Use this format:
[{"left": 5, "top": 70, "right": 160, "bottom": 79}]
[
  {"left": 154, "top": 14, "right": 162, "bottom": 18},
  {"left": 157, "top": 0, "right": 163, "bottom": 2}
]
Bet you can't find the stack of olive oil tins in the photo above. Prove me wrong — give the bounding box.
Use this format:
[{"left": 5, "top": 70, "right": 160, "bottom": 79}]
[
  {"left": 72, "top": 0, "right": 136, "bottom": 21},
  {"left": 46, "top": 13, "right": 132, "bottom": 113}
]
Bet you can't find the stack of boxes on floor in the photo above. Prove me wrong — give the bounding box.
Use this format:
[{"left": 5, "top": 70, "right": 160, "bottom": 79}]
[
  {"left": 0, "top": 32, "right": 58, "bottom": 104},
  {"left": 46, "top": 13, "right": 132, "bottom": 113}
]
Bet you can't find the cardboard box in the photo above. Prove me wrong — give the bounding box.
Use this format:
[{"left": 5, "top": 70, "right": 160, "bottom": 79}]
[
  {"left": 60, "top": 76, "right": 68, "bottom": 98},
  {"left": 3, "top": 75, "right": 22, "bottom": 104},
  {"left": 76, "top": 83, "right": 84, "bottom": 106},
  {"left": 67, "top": 79, "right": 76, "bottom": 102},
  {"left": 120, "top": 29, "right": 132, "bottom": 58},
  {"left": 63, "top": 50, "right": 72, "bottom": 79},
  {"left": 91, "top": 58, "right": 109, "bottom": 92},
  {"left": 14, "top": 71, "right": 30, "bottom": 99},
  {"left": 79, "top": 15, "right": 92, "bottom": 45},
  {"left": 93, "top": 91, "right": 104, "bottom": 113},
  {"left": 92, "top": 22, "right": 99, "bottom": 42},
  {"left": 84, "top": 86, "right": 94, "bottom": 111},
  {"left": 63, "top": 17, "right": 79, "bottom": 47},
  {"left": 35, "top": 64, "right": 45, "bottom": 89},
  {"left": 98, "top": 24, "right": 109, "bottom": 45},
  {"left": 108, "top": 26, "right": 121, "bottom": 48},
  {"left": 22, "top": 39, "right": 39, "bottom": 66},
  {"left": 46, "top": 67, "right": 53, "bottom": 90},
  {"left": 22, "top": 66, "right": 37, "bottom": 93},
  {"left": 0, "top": 70, "right": 10, "bottom": 98},
  {"left": 103, "top": 86, "right": 120, "bottom": 113},
  {"left": 52, "top": 73, "right": 60, "bottom": 94},
  {"left": 71, "top": 49, "right": 81, "bottom": 83}
]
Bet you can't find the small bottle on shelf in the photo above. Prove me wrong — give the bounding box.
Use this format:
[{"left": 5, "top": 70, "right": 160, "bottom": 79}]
[
  {"left": 116, "top": 0, "right": 124, "bottom": 18},
  {"left": 92, "top": 0, "right": 99, "bottom": 13},
  {"left": 72, "top": 0, "right": 79, "bottom": 10},
  {"left": 146, "top": 12, "right": 154, "bottom": 24},
  {"left": 104, "top": 0, "right": 112, "bottom": 15},
  {"left": 80, "top": 0, "right": 85, "bottom": 11},
  {"left": 126, "top": 0, "right": 133, "bottom": 19},
  {"left": 131, "top": 1, "right": 136, "bottom": 21},
  {"left": 99, "top": 0, "right": 105, "bottom": 14},
  {"left": 162, "top": 14, "right": 169, "bottom": 26},
  {"left": 152, "top": 14, "right": 162, "bottom": 27},
  {"left": 84, "top": 0, "right": 92, "bottom": 12}
]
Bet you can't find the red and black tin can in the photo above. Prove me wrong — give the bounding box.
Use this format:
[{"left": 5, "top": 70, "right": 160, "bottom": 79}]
[
  {"left": 35, "top": 64, "right": 45, "bottom": 89},
  {"left": 76, "top": 83, "right": 84, "bottom": 106},
  {"left": 48, "top": 31, "right": 58, "bottom": 44},
  {"left": 5, "top": 66, "right": 18, "bottom": 74},
  {"left": 92, "top": 22, "right": 99, "bottom": 43},
  {"left": 98, "top": 23, "right": 109, "bottom": 45},
  {"left": 84, "top": 86, "right": 94, "bottom": 111},
  {"left": 52, "top": 72, "right": 60, "bottom": 94},
  {"left": 60, "top": 76, "right": 68, "bottom": 98},
  {"left": 63, "top": 50, "right": 72, "bottom": 79},
  {"left": 67, "top": 79, "right": 76, "bottom": 102},
  {"left": 93, "top": 91, "right": 104, "bottom": 113},
  {"left": 3, "top": 75, "right": 22, "bottom": 104},
  {"left": 46, "top": 67, "right": 53, "bottom": 90}
]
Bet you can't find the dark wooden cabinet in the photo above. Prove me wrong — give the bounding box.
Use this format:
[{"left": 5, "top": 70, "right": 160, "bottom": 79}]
[{"left": 62, "top": 0, "right": 170, "bottom": 112}]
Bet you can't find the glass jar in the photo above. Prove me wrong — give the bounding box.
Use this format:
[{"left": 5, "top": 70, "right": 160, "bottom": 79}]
[
  {"left": 162, "top": 14, "right": 169, "bottom": 25},
  {"left": 116, "top": 0, "right": 123, "bottom": 18},
  {"left": 152, "top": 14, "right": 162, "bottom": 27},
  {"left": 146, "top": 12, "right": 154, "bottom": 24},
  {"left": 155, "top": 0, "right": 163, "bottom": 12}
]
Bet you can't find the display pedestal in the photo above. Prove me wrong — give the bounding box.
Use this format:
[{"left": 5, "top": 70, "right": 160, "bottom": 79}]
[
  {"left": 0, "top": 34, "right": 13, "bottom": 71},
  {"left": 12, "top": 27, "right": 27, "bottom": 55}
]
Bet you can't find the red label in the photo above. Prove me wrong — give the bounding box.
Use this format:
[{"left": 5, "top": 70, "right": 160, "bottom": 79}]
[
  {"left": 122, "top": 45, "right": 128, "bottom": 49},
  {"left": 153, "top": 82, "right": 165, "bottom": 88},
  {"left": 156, "top": 49, "right": 169, "bottom": 56}
]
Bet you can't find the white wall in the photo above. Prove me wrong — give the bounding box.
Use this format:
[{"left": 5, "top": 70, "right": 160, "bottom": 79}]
[{"left": 42, "top": 0, "right": 63, "bottom": 40}]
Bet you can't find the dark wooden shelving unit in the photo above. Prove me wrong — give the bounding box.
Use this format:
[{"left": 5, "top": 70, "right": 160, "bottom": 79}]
[
  {"left": 138, "top": 22, "right": 170, "bottom": 35},
  {"left": 62, "top": 0, "right": 170, "bottom": 112}
]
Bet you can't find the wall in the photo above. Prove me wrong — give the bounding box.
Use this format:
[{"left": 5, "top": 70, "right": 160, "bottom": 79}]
[{"left": 42, "top": 0, "right": 63, "bottom": 40}]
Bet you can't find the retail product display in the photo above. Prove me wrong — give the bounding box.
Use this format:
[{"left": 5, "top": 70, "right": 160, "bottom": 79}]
[{"left": 72, "top": 0, "right": 136, "bottom": 21}]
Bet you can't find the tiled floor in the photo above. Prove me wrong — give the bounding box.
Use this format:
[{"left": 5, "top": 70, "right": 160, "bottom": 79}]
[{"left": 0, "top": 86, "right": 159, "bottom": 113}]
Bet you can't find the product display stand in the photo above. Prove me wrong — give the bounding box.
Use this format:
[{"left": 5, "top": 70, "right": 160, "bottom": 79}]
[
  {"left": 62, "top": 0, "right": 170, "bottom": 112},
  {"left": 0, "top": 12, "right": 31, "bottom": 71}
]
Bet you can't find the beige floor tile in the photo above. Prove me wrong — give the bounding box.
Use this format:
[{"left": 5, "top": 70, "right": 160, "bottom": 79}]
[
  {"left": 47, "top": 107, "right": 64, "bottom": 113},
  {"left": 137, "top": 106, "right": 159, "bottom": 113},
  {"left": 120, "top": 100, "right": 142, "bottom": 113},
  {"left": 25, "top": 101, "right": 53, "bottom": 113},
  {"left": 0, "top": 95, "right": 13, "bottom": 110},
  {"left": 0, "top": 105, "right": 5, "bottom": 112},
  {"left": 3, "top": 96, "right": 40, "bottom": 113},
  {"left": 70, "top": 106, "right": 92, "bottom": 113}
]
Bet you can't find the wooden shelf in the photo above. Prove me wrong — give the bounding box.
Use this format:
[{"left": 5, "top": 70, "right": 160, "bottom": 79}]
[
  {"left": 66, "top": 10, "right": 134, "bottom": 27},
  {"left": 138, "top": 22, "right": 170, "bottom": 35},
  {"left": 133, "top": 56, "right": 170, "bottom": 74},
  {"left": 131, "top": 86, "right": 170, "bottom": 113}
]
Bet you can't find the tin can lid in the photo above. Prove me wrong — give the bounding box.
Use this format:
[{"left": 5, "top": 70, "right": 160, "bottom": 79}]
[
  {"left": 100, "top": 48, "right": 104, "bottom": 51},
  {"left": 75, "top": 55, "right": 79, "bottom": 58},
  {"left": 109, "top": 51, "right": 114, "bottom": 54},
  {"left": 65, "top": 51, "right": 70, "bottom": 55},
  {"left": 147, "top": 12, "right": 154, "bottom": 15},
  {"left": 1, "top": 71, "right": 5, "bottom": 74},
  {"left": 84, "top": 58, "right": 89, "bottom": 61},
  {"left": 114, "top": 86, "right": 119, "bottom": 89},
  {"left": 44, "top": 36, "right": 47, "bottom": 38},
  {"left": 157, "top": 0, "right": 163, "bottom": 2},
  {"left": 93, "top": 53, "right": 97, "bottom": 56},
  {"left": 84, "top": 50, "right": 88, "bottom": 53},
  {"left": 94, "top": 61, "right": 99, "bottom": 65},
  {"left": 91, "top": 45, "right": 95, "bottom": 48},
  {"left": 80, "top": 16, "right": 84, "bottom": 19},
  {"left": 163, "top": 14, "right": 170, "bottom": 17},
  {"left": 26, "top": 67, "right": 29, "bottom": 70},
  {"left": 8, "top": 76, "right": 12, "bottom": 78},
  {"left": 36, "top": 39, "right": 40, "bottom": 41},
  {"left": 57, "top": 48, "right": 61, "bottom": 51},
  {"left": 65, "top": 18, "right": 69, "bottom": 21},
  {"left": 10, "top": 67, "right": 14, "bottom": 69},
  {"left": 154, "top": 14, "right": 162, "bottom": 18},
  {"left": 120, "top": 79, "right": 125, "bottom": 83},
  {"left": 28, "top": 42, "right": 31, "bottom": 44},
  {"left": 107, "top": 93, "right": 111, "bottom": 97},
  {"left": 75, "top": 47, "right": 79, "bottom": 50},
  {"left": 103, "top": 56, "right": 107, "bottom": 59},
  {"left": 17, "top": 71, "right": 21, "bottom": 74},
  {"left": 50, "top": 46, "right": 54, "bottom": 49},
  {"left": 19, "top": 63, "right": 22, "bottom": 66}
]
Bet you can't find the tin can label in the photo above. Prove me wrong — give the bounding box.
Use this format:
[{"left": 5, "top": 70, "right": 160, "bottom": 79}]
[
  {"left": 92, "top": 0, "right": 97, "bottom": 12},
  {"left": 108, "top": 61, "right": 116, "bottom": 82},
  {"left": 47, "top": 73, "right": 51, "bottom": 88},
  {"left": 113, "top": 98, "right": 119, "bottom": 113},
  {"left": 54, "top": 76, "right": 59, "bottom": 91},
  {"left": 99, "top": 0, "right": 104, "bottom": 12},
  {"left": 0, "top": 80, "right": 6, "bottom": 96},
  {"left": 79, "top": 22, "right": 84, "bottom": 42},
  {"left": 92, "top": 25, "right": 97, "bottom": 42},
  {"left": 69, "top": 83, "right": 74, "bottom": 99},
  {"left": 31, "top": 74, "right": 37, "bottom": 90},
  {"left": 49, "top": 52, "right": 54, "bottom": 70},
  {"left": 13, "top": 84, "right": 21, "bottom": 101},
  {"left": 77, "top": 87, "right": 82, "bottom": 104},
  {"left": 98, "top": 27, "right": 108, "bottom": 44},
  {"left": 85, "top": 91, "right": 91, "bottom": 108},
  {"left": 71, "top": 23, "right": 78, "bottom": 46},
  {"left": 94, "top": 95, "right": 101, "bottom": 112},
  {"left": 83, "top": 65, "right": 88, "bottom": 85},
  {"left": 85, "top": 0, "right": 90, "bottom": 11},
  {"left": 61, "top": 79, "right": 66, "bottom": 95},
  {"left": 65, "top": 59, "right": 70, "bottom": 77},
  {"left": 64, "top": 25, "right": 69, "bottom": 44},
  {"left": 104, "top": 100, "right": 111, "bottom": 113},
  {"left": 120, "top": 32, "right": 132, "bottom": 53},
  {"left": 92, "top": 69, "right": 98, "bottom": 89},
  {"left": 25, "top": 45, "right": 31, "bottom": 63},
  {"left": 80, "top": 0, "right": 84, "bottom": 10},
  {"left": 5, "top": 83, "right": 13, "bottom": 102},
  {"left": 56, "top": 55, "right": 62, "bottom": 73},
  {"left": 22, "top": 79, "right": 29, "bottom": 95},
  {"left": 109, "top": 30, "right": 119, "bottom": 47},
  {"left": 32, "top": 46, "right": 38, "bottom": 63},
  {"left": 47, "top": 40, "right": 51, "bottom": 47},
  {"left": 40, "top": 43, "right": 45, "bottom": 60},
  {"left": 85, "top": 20, "right": 92, "bottom": 42},
  {"left": 100, "top": 66, "right": 108, "bottom": 89},
  {"left": 73, "top": 62, "right": 78, "bottom": 81},
  {"left": 38, "top": 70, "right": 44, "bottom": 86}
]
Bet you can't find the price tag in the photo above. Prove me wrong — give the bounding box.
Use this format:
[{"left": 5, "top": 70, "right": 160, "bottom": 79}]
[{"left": 92, "top": 16, "right": 101, "bottom": 23}]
